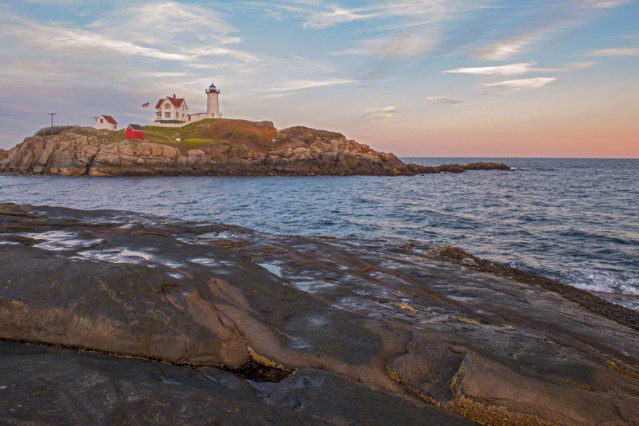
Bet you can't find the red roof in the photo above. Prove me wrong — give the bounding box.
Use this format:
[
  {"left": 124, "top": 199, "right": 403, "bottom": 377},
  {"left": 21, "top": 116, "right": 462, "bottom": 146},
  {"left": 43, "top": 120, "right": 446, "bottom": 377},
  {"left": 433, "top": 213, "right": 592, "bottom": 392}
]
[
  {"left": 155, "top": 97, "right": 185, "bottom": 109},
  {"left": 101, "top": 115, "right": 118, "bottom": 125}
]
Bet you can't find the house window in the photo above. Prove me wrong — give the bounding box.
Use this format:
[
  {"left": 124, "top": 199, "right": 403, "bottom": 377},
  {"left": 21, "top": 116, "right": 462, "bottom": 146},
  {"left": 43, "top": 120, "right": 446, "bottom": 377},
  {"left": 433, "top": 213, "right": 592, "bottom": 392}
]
[
  {"left": 164, "top": 112, "right": 171, "bottom": 118},
  {"left": 164, "top": 103, "right": 171, "bottom": 109},
  {"left": 100, "top": 118, "right": 103, "bottom": 123}
]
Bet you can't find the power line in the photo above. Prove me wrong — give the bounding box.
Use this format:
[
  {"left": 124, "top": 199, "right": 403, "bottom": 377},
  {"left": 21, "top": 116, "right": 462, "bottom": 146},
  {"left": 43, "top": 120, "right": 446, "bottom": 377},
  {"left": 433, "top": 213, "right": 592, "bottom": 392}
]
[
  {"left": 57, "top": 113, "right": 96, "bottom": 119},
  {"left": 0, "top": 113, "right": 95, "bottom": 119},
  {"left": 0, "top": 126, "right": 43, "bottom": 130},
  {"left": 0, "top": 113, "right": 48, "bottom": 117}
]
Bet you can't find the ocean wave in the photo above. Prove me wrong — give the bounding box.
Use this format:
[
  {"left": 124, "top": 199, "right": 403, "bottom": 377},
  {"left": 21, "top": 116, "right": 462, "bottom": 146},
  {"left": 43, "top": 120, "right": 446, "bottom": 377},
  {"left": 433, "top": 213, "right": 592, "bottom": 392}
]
[
  {"left": 569, "top": 270, "right": 639, "bottom": 296},
  {"left": 1, "top": 158, "right": 638, "bottom": 308}
]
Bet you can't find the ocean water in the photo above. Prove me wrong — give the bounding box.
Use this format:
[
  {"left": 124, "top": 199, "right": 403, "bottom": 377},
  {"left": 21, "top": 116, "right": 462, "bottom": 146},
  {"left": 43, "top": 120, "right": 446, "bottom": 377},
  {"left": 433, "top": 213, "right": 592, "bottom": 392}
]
[{"left": 1, "top": 158, "right": 637, "bottom": 309}]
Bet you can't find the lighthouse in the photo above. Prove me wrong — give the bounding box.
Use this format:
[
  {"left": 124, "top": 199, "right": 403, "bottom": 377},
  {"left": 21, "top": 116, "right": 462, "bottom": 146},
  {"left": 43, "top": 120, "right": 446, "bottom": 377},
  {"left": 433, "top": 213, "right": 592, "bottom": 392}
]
[
  {"left": 206, "top": 83, "right": 221, "bottom": 118},
  {"left": 152, "top": 83, "right": 221, "bottom": 126}
]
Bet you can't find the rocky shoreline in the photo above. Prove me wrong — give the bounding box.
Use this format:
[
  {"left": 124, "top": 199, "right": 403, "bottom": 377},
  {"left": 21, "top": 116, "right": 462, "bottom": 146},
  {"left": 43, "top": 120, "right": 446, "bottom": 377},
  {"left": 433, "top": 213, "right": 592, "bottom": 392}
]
[
  {"left": 1, "top": 203, "right": 638, "bottom": 425},
  {"left": 0, "top": 121, "right": 510, "bottom": 176}
]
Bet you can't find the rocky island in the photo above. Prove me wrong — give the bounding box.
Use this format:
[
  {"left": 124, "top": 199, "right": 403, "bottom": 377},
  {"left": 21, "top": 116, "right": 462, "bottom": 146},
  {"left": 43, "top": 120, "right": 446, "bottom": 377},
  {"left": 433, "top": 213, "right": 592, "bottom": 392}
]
[
  {"left": 0, "top": 119, "right": 509, "bottom": 176},
  {"left": 1, "top": 203, "right": 638, "bottom": 425}
]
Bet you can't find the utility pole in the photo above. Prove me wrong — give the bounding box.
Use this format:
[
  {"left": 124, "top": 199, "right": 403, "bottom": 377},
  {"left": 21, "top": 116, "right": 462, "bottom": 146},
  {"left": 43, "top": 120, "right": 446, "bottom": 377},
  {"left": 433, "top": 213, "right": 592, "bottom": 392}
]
[{"left": 48, "top": 113, "right": 56, "bottom": 135}]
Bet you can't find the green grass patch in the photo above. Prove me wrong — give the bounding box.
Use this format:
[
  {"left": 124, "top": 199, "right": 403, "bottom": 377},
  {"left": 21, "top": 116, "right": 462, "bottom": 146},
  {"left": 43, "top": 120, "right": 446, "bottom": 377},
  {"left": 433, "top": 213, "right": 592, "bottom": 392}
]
[
  {"left": 80, "top": 119, "right": 277, "bottom": 153},
  {"left": 139, "top": 119, "right": 277, "bottom": 148},
  {"left": 99, "top": 129, "right": 126, "bottom": 141}
]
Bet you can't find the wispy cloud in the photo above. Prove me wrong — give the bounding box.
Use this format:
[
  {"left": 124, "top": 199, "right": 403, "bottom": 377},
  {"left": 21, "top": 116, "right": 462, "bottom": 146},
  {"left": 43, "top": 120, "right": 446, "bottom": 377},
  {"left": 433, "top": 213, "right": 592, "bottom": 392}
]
[
  {"left": 580, "top": 0, "right": 633, "bottom": 8},
  {"left": 261, "top": 0, "right": 488, "bottom": 60},
  {"left": 12, "top": 23, "right": 257, "bottom": 64},
  {"left": 21, "top": 0, "right": 83, "bottom": 3},
  {"left": 476, "top": 37, "right": 540, "bottom": 62},
  {"left": 427, "top": 96, "right": 464, "bottom": 104},
  {"left": 1, "top": 3, "right": 257, "bottom": 65},
  {"left": 472, "top": 0, "right": 632, "bottom": 62},
  {"left": 563, "top": 61, "right": 597, "bottom": 68},
  {"left": 251, "top": 0, "right": 478, "bottom": 30},
  {"left": 444, "top": 62, "right": 538, "bottom": 76},
  {"left": 239, "top": 1, "right": 379, "bottom": 29},
  {"left": 359, "top": 106, "right": 399, "bottom": 119},
  {"left": 485, "top": 77, "right": 557, "bottom": 92},
  {"left": 333, "top": 31, "right": 437, "bottom": 57},
  {"left": 0, "top": 2, "right": 269, "bottom": 126},
  {"left": 183, "top": 47, "right": 259, "bottom": 63},
  {"left": 89, "top": 1, "right": 240, "bottom": 45},
  {"left": 303, "top": 6, "right": 380, "bottom": 28},
  {"left": 266, "top": 78, "right": 356, "bottom": 95},
  {"left": 324, "top": 0, "right": 491, "bottom": 81},
  {"left": 8, "top": 22, "right": 190, "bottom": 61},
  {"left": 584, "top": 47, "right": 639, "bottom": 56}
]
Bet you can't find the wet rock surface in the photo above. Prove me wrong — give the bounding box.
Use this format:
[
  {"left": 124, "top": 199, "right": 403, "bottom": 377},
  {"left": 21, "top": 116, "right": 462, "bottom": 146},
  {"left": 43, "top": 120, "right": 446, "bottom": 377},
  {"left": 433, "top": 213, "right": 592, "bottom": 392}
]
[
  {"left": 0, "top": 124, "right": 510, "bottom": 176},
  {"left": 0, "top": 342, "right": 464, "bottom": 425},
  {"left": 1, "top": 203, "right": 638, "bottom": 425}
]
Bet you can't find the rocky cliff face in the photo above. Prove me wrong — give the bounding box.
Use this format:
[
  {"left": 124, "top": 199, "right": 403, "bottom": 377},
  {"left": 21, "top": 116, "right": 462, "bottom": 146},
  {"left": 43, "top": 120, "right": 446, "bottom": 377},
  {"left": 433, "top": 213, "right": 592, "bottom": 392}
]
[{"left": 0, "top": 122, "right": 509, "bottom": 176}]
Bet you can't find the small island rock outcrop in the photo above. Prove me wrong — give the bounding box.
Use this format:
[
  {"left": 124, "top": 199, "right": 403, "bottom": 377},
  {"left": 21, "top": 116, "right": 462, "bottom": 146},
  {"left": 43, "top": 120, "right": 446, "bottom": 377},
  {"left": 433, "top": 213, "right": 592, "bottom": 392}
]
[{"left": 0, "top": 120, "right": 510, "bottom": 176}]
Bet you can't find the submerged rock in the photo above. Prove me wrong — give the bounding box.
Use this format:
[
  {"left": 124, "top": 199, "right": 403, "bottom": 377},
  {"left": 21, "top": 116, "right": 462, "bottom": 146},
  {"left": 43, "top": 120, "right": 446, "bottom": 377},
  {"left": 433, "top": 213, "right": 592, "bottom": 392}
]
[
  {"left": 0, "top": 122, "right": 510, "bottom": 176},
  {"left": 1, "top": 203, "right": 638, "bottom": 425}
]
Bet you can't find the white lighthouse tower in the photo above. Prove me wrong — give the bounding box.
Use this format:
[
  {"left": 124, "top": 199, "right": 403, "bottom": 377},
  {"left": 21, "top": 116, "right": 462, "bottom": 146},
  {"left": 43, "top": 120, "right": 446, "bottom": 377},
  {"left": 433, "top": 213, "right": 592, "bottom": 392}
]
[{"left": 206, "top": 83, "right": 221, "bottom": 118}]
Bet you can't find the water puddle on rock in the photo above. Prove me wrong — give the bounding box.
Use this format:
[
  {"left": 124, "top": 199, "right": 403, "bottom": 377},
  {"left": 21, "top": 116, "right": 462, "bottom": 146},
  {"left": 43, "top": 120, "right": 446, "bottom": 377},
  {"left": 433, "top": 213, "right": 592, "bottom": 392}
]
[
  {"left": 23, "top": 231, "right": 104, "bottom": 251},
  {"left": 76, "top": 248, "right": 155, "bottom": 264},
  {"left": 197, "top": 230, "right": 239, "bottom": 240},
  {"left": 290, "top": 279, "right": 336, "bottom": 294},
  {"left": 188, "top": 257, "right": 236, "bottom": 274},
  {"left": 190, "top": 257, "right": 226, "bottom": 268},
  {"left": 258, "top": 262, "right": 283, "bottom": 278},
  {"left": 162, "top": 259, "right": 187, "bottom": 269}
]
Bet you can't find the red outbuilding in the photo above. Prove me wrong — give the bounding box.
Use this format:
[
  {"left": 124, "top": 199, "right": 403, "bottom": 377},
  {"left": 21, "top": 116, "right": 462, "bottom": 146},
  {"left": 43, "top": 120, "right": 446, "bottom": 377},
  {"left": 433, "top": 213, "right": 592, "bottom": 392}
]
[{"left": 125, "top": 124, "right": 144, "bottom": 140}]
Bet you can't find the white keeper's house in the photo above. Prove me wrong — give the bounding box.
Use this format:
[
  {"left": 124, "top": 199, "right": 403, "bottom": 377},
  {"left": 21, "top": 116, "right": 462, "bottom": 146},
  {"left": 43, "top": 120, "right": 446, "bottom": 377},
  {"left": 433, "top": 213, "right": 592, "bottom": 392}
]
[
  {"left": 94, "top": 115, "right": 118, "bottom": 131},
  {"left": 155, "top": 95, "right": 189, "bottom": 122},
  {"left": 154, "top": 82, "right": 221, "bottom": 126}
]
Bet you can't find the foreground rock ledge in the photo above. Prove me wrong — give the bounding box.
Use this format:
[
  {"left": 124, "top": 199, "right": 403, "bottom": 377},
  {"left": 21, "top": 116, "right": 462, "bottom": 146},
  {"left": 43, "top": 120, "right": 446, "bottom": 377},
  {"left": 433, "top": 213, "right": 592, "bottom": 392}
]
[
  {"left": 1, "top": 203, "right": 638, "bottom": 425},
  {"left": 0, "top": 120, "right": 510, "bottom": 176}
]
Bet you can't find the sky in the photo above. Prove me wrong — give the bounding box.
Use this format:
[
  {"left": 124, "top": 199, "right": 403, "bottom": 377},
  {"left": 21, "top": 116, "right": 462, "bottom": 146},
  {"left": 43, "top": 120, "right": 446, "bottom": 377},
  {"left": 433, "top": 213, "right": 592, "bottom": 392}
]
[{"left": 0, "top": 0, "right": 638, "bottom": 157}]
